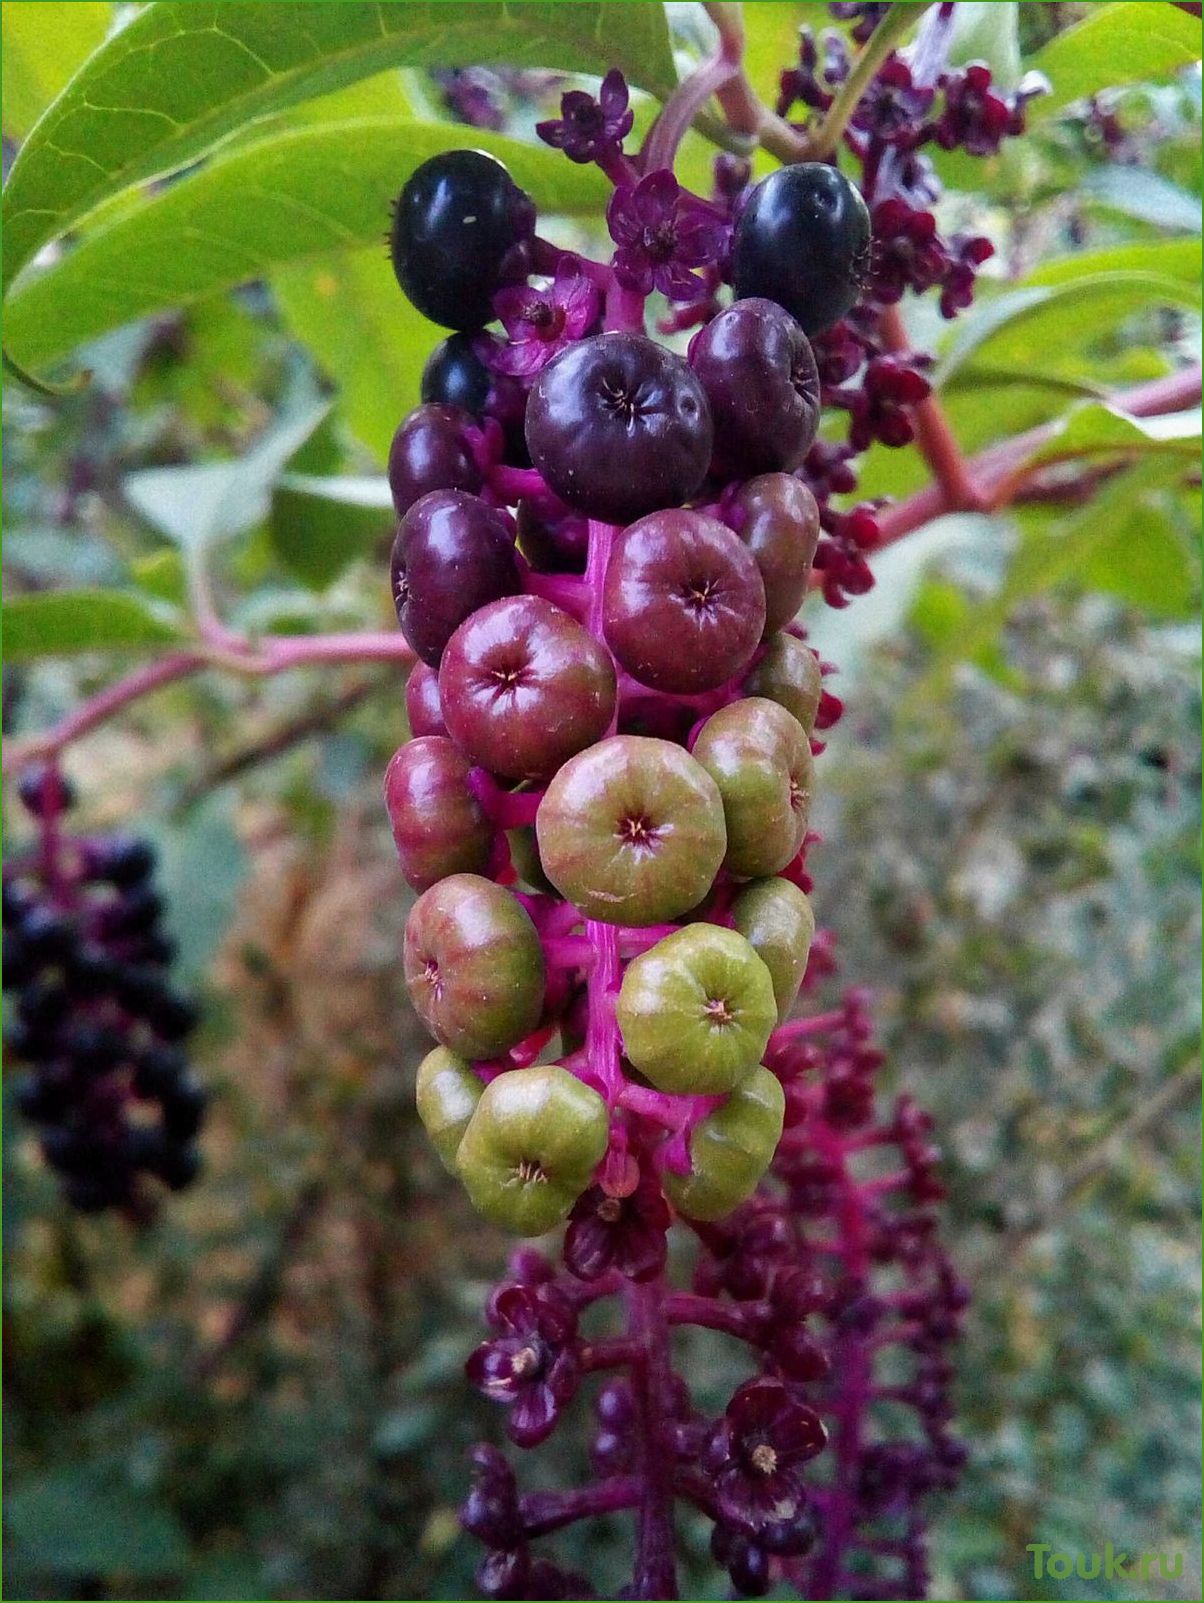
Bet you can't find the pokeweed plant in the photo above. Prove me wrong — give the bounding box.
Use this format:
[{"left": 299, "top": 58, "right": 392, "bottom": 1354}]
[{"left": 1, "top": 2, "right": 1200, "bottom": 1600}]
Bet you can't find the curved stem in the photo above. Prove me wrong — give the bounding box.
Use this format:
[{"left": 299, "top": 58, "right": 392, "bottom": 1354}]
[{"left": 803, "top": 4, "right": 919, "bottom": 161}]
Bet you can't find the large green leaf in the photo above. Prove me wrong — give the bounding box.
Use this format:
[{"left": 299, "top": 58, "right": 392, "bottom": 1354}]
[
  {"left": 1026, "top": 401, "right": 1201, "bottom": 470},
  {"left": 1021, "top": 238, "right": 1201, "bottom": 289},
  {"left": 272, "top": 247, "right": 435, "bottom": 464},
  {"left": 123, "top": 399, "right": 329, "bottom": 554},
  {"left": 1, "top": 0, "right": 675, "bottom": 295},
  {"left": 0, "top": 0, "right": 111, "bottom": 140},
  {"left": 270, "top": 472, "right": 394, "bottom": 590},
  {"left": 2, "top": 589, "right": 186, "bottom": 659},
  {"left": 1029, "top": 2, "right": 1201, "bottom": 119},
  {"left": 936, "top": 272, "right": 1200, "bottom": 384},
  {"left": 4, "top": 120, "right": 609, "bottom": 372}
]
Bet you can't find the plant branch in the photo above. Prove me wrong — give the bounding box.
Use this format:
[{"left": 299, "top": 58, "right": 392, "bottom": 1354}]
[
  {"left": 880, "top": 304, "right": 988, "bottom": 512},
  {"left": 805, "top": 4, "right": 917, "bottom": 160}
]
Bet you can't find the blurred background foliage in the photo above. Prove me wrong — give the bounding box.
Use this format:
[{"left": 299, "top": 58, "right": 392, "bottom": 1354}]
[{"left": 2, "top": 2, "right": 1200, "bottom": 1600}]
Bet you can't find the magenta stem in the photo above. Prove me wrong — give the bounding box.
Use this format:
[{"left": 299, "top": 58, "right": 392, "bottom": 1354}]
[
  {"left": 628, "top": 1278, "right": 680, "bottom": 1599},
  {"left": 520, "top": 1475, "right": 642, "bottom": 1537},
  {"left": 665, "top": 1292, "right": 762, "bottom": 1339},
  {"left": 640, "top": 46, "right": 739, "bottom": 175}
]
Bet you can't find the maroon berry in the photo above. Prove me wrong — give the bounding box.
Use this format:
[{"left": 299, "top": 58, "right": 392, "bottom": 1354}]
[
  {"left": 602, "top": 509, "right": 766, "bottom": 694},
  {"left": 391, "top": 491, "right": 520, "bottom": 667},
  {"left": 731, "top": 474, "right": 821, "bottom": 637},
  {"left": 439, "top": 596, "right": 616, "bottom": 781},
  {"left": 525, "top": 333, "right": 712, "bottom": 525},
  {"left": 388, "top": 403, "right": 483, "bottom": 516},
  {"left": 384, "top": 736, "right": 495, "bottom": 891},
  {"left": 406, "top": 662, "right": 450, "bottom": 737},
  {"left": 689, "top": 299, "right": 821, "bottom": 476}
]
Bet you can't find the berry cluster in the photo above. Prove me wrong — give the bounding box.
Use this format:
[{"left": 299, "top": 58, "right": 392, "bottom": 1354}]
[
  {"left": 3, "top": 766, "right": 204, "bottom": 1213},
  {"left": 376, "top": 7, "right": 994, "bottom": 1589},
  {"left": 459, "top": 989, "right": 965, "bottom": 1601}
]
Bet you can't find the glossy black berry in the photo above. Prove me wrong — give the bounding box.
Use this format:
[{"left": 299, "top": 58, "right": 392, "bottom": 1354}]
[
  {"left": 689, "top": 298, "right": 821, "bottom": 476},
  {"left": 85, "top": 835, "right": 156, "bottom": 886},
  {"left": 732, "top": 162, "right": 871, "bottom": 335},
  {"left": 525, "top": 333, "right": 713, "bottom": 525},
  {"left": 162, "top": 1072, "right": 208, "bottom": 1140},
  {"left": 19, "top": 906, "right": 76, "bottom": 963},
  {"left": 422, "top": 332, "right": 493, "bottom": 416},
  {"left": 390, "top": 150, "right": 535, "bottom": 329},
  {"left": 133, "top": 1044, "right": 188, "bottom": 1100},
  {"left": 387, "top": 403, "right": 484, "bottom": 517}
]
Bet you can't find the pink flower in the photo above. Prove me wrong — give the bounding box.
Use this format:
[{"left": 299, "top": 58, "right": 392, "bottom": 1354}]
[
  {"left": 489, "top": 259, "right": 601, "bottom": 378},
  {"left": 607, "top": 170, "right": 729, "bottom": 302}
]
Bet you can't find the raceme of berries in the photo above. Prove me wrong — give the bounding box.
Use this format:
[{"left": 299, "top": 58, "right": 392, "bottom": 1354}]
[
  {"left": 4, "top": 765, "right": 205, "bottom": 1215},
  {"left": 376, "top": 8, "right": 1017, "bottom": 1587}
]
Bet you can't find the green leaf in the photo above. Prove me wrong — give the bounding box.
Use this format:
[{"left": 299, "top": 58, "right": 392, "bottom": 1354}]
[
  {"left": 4, "top": 120, "right": 609, "bottom": 372},
  {"left": 270, "top": 472, "right": 394, "bottom": 590},
  {"left": 948, "top": 2, "right": 1022, "bottom": 89},
  {"left": 937, "top": 272, "right": 1200, "bottom": 385},
  {"left": 1030, "top": 2, "right": 1201, "bottom": 119},
  {"left": 2, "top": 1, "right": 674, "bottom": 296},
  {"left": 1021, "top": 238, "right": 1201, "bottom": 289},
  {"left": 2, "top": 590, "right": 185, "bottom": 659},
  {"left": 1080, "top": 167, "right": 1203, "bottom": 233},
  {"left": 0, "top": 1, "right": 111, "bottom": 140},
  {"left": 4, "top": 1472, "right": 190, "bottom": 1578},
  {"left": 1007, "top": 459, "right": 1198, "bottom": 619},
  {"left": 123, "top": 399, "right": 330, "bottom": 553},
  {"left": 1026, "top": 401, "right": 1201, "bottom": 470},
  {"left": 272, "top": 248, "right": 436, "bottom": 464}
]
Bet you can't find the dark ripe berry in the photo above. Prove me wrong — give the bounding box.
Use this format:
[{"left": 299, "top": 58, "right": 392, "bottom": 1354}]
[
  {"left": 4, "top": 1020, "right": 56, "bottom": 1062},
  {"left": 152, "top": 1140, "right": 202, "bottom": 1190},
  {"left": 689, "top": 299, "right": 821, "bottom": 476},
  {"left": 387, "top": 403, "right": 483, "bottom": 517},
  {"left": 19, "top": 906, "right": 76, "bottom": 963},
  {"left": 97, "top": 885, "right": 163, "bottom": 936},
  {"left": 421, "top": 331, "right": 493, "bottom": 416},
  {"left": 391, "top": 491, "right": 521, "bottom": 668},
  {"left": 84, "top": 835, "right": 156, "bottom": 886},
  {"left": 3, "top": 878, "right": 36, "bottom": 929},
  {"left": 732, "top": 162, "right": 871, "bottom": 335},
  {"left": 19, "top": 976, "right": 69, "bottom": 1030},
  {"left": 403, "top": 874, "right": 545, "bottom": 1059},
  {"left": 516, "top": 500, "right": 588, "bottom": 576},
  {"left": 602, "top": 509, "right": 765, "bottom": 695},
  {"left": 438, "top": 596, "right": 616, "bottom": 781},
  {"left": 132, "top": 930, "right": 177, "bottom": 966},
  {"left": 61, "top": 1021, "right": 127, "bottom": 1074},
  {"left": 405, "top": 661, "right": 450, "bottom": 737},
  {"left": 17, "top": 763, "right": 76, "bottom": 817},
  {"left": 63, "top": 944, "right": 121, "bottom": 998},
  {"left": 133, "top": 1044, "right": 187, "bottom": 1099},
  {"left": 390, "top": 149, "right": 535, "bottom": 329},
  {"left": 731, "top": 474, "right": 821, "bottom": 637},
  {"left": 383, "top": 736, "right": 495, "bottom": 891},
  {"left": 13, "top": 1069, "right": 71, "bottom": 1122},
  {"left": 525, "top": 333, "right": 713, "bottom": 525},
  {"left": 535, "top": 736, "right": 727, "bottom": 926},
  {"left": 143, "top": 986, "right": 199, "bottom": 1041},
  {"left": 161, "top": 1071, "right": 207, "bottom": 1140},
  {"left": 3, "top": 930, "right": 35, "bottom": 989}
]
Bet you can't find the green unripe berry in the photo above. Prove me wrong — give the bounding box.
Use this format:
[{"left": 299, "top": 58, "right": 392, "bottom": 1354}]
[
  {"left": 692, "top": 697, "right": 813, "bottom": 879},
  {"left": 743, "top": 634, "right": 823, "bottom": 736},
  {"left": 730, "top": 877, "right": 815, "bottom": 1021},
  {"left": 617, "top": 924, "right": 777, "bottom": 1095},
  {"left": 664, "top": 1065, "right": 785, "bottom": 1221},
  {"left": 456, "top": 1063, "right": 610, "bottom": 1234},
  {"left": 403, "top": 873, "right": 545, "bottom": 1059},
  {"left": 415, "top": 1047, "right": 483, "bottom": 1172}
]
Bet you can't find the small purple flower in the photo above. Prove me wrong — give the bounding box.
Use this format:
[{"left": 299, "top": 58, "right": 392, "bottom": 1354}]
[
  {"left": 490, "top": 259, "right": 601, "bottom": 378},
  {"left": 703, "top": 1379, "right": 827, "bottom": 1553},
  {"left": 537, "top": 68, "right": 633, "bottom": 165},
  {"left": 830, "top": 1, "right": 892, "bottom": 44},
  {"left": 869, "top": 199, "right": 949, "bottom": 305},
  {"left": 563, "top": 1172, "right": 670, "bottom": 1283},
  {"left": 935, "top": 63, "right": 1017, "bottom": 157},
  {"left": 939, "top": 233, "right": 994, "bottom": 319},
  {"left": 851, "top": 56, "right": 936, "bottom": 148},
  {"left": 466, "top": 1283, "right": 581, "bottom": 1447},
  {"left": 607, "top": 170, "right": 729, "bottom": 302}
]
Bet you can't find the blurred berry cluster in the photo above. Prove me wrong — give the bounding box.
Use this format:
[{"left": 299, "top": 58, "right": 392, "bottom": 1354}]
[{"left": 3, "top": 765, "right": 205, "bottom": 1214}]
